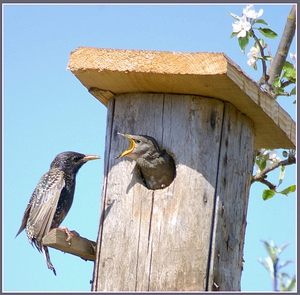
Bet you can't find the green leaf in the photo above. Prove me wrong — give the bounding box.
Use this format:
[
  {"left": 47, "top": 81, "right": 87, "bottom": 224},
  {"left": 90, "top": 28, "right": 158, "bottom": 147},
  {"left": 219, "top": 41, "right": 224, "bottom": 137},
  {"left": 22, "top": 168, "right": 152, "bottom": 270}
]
[
  {"left": 282, "top": 73, "right": 296, "bottom": 82},
  {"left": 282, "top": 150, "right": 288, "bottom": 158},
  {"left": 282, "top": 74, "right": 296, "bottom": 82},
  {"left": 257, "top": 257, "right": 274, "bottom": 277},
  {"left": 254, "top": 19, "right": 269, "bottom": 26},
  {"left": 238, "top": 35, "right": 249, "bottom": 53},
  {"left": 259, "top": 38, "right": 265, "bottom": 47},
  {"left": 260, "top": 160, "right": 267, "bottom": 171},
  {"left": 264, "top": 257, "right": 275, "bottom": 277},
  {"left": 262, "top": 189, "right": 276, "bottom": 200},
  {"left": 278, "top": 242, "right": 290, "bottom": 255},
  {"left": 261, "top": 240, "right": 278, "bottom": 263},
  {"left": 255, "top": 157, "right": 266, "bottom": 171},
  {"left": 254, "top": 38, "right": 265, "bottom": 50},
  {"left": 279, "top": 274, "right": 296, "bottom": 291},
  {"left": 278, "top": 165, "right": 285, "bottom": 187},
  {"left": 261, "top": 240, "right": 272, "bottom": 255},
  {"left": 273, "top": 77, "right": 282, "bottom": 88},
  {"left": 282, "top": 61, "right": 296, "bottom": 81},
  {"left": 283, "top": 61, "right": 294, "bottom": 69},
  {"left": 291, "top": 87, "right": 296, "bottom": 95},
  {"left": 227, "top": 11, "right": 241, "bottom": 21},
  {"left": 277, "top": 184, "right": 296, "bottom": 196},
  {"left": 262, "top": 56, "right": 272, "bottom": 61},
  {"left": 255, "top": 150, "right": 271, "bottom": 172},
  {"left": 278, "top": 272, "right": 290, "bottom": 279},
  {"left": 283, "top": 277, "right": 296, "bottom": 291},
  {"left": 258, "top": 28, "right": 278, "bottom": 39},
  {"left": 230, "top": 32, "right": 239, "bottom": 38},
  {"left": 273, "top": 77, "right": 284, "bottom": 93}
]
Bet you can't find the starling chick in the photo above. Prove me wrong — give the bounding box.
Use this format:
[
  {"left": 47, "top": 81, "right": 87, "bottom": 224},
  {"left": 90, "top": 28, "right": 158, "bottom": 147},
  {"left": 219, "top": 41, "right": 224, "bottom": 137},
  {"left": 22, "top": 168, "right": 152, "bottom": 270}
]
[
  {"left": 116, "top": 133, "right": 176, "bottom": 190},
  {"left": 16, "top": 151, "right": 100, "bottom": 275}
]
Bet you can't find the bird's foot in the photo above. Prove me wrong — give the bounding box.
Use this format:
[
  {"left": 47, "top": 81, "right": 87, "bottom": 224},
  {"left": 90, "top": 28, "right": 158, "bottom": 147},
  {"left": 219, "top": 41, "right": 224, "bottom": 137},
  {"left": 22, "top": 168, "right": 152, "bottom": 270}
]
[
  {"left": 42, "top": 246, "right": 56, "bottom": 276},
  {"left": 57, "top": 226, "right": 80, "bottom": 244}
]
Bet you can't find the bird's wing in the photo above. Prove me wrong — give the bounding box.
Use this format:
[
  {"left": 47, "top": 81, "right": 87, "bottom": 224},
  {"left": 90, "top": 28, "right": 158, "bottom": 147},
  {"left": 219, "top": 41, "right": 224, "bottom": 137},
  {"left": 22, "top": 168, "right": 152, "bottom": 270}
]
[
  {"left": 16, "top": 201, "right": 32, "bottom": 237},
  {"left": 25, "top": 169, "right": 65, "bottom": 247}
]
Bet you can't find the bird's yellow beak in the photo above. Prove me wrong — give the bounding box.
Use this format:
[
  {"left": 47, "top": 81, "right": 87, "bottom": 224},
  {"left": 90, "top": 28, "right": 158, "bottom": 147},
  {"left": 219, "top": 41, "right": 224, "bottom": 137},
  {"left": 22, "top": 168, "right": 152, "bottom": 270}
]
[
  {"left": 83, "top": 155, "right": 100, "bottom": 162},
  {"left": 116, "top": 133, "right": 135, "bottom": 158}
]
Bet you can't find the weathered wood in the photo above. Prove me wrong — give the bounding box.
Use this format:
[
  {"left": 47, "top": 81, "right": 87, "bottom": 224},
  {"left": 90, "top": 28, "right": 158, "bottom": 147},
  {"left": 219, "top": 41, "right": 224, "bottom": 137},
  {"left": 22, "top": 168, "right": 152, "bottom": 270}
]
[
  {"left": 92, "top": 93, "right": 255, "bottom": 291},
  {"left": 207, "top": 103, "right": 255, "bottom": 291},
  {"left": 66, "top": 47, "right": 295, "bottom": 292},
  {"left": 42, "top": 228, "right": 97, "bottom": 261},
  {"left": 67, "top": 47, "right": 295, "bottom": 149}
]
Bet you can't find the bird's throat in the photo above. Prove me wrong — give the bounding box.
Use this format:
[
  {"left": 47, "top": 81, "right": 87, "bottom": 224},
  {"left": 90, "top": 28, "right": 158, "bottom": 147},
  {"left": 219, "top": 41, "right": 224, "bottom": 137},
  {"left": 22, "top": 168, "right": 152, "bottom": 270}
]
[{"left": 117, "top": 137, "right": 135, "bottom": 158}]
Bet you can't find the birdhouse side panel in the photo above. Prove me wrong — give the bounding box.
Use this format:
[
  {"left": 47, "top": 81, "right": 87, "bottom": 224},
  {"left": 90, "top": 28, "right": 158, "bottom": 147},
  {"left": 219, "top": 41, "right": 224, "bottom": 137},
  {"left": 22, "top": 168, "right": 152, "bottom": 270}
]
[
  {"left": 94, "top": 94, "right": 166, "bottom": 291},
  {"left": 207, "top": 102, "right": 255, "bottom": 291},
  {"left": 146, "top": 94, "right": 225, "bottom": 291}
]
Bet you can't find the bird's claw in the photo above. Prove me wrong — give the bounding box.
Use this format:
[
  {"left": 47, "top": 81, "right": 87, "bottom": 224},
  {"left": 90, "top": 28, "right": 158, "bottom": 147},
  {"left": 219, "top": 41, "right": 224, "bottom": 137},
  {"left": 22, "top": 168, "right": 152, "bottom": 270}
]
[{"left": 58, "top": 226, "right": 80, "bottom": 245}]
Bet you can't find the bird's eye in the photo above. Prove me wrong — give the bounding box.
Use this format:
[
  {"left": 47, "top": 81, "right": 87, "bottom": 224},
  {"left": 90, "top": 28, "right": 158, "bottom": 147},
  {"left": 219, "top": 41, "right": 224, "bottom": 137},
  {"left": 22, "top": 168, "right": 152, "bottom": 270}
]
[
  {"left": 74, "top": 156, "right": 81, "bottom": 162},
  {"left": 135, "top": 140, "right": 141, "bottom": 144}
]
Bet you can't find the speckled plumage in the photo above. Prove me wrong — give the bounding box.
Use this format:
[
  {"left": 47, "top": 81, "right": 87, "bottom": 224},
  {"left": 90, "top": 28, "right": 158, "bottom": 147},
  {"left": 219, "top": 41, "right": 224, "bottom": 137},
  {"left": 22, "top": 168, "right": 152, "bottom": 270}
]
[
  {"left": 117, "top": 134, "right": 176, "bottom": 190},
  {"left": 16, "top": 151, "right": 99, "bottom": 275}
]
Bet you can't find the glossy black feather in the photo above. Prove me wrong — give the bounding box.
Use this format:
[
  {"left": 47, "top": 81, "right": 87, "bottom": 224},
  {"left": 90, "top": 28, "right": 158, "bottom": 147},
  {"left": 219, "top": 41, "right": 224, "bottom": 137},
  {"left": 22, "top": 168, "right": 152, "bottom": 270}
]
[{"left": 16, "top": 151, "right": 99, "bottom": 275}]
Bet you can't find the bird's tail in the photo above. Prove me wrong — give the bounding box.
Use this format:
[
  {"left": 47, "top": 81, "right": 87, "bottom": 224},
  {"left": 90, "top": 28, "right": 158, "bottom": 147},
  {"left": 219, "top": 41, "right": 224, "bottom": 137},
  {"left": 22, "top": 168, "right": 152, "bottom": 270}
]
[{"left": 42, "top": 245, "right": 56, "bottom": 276}]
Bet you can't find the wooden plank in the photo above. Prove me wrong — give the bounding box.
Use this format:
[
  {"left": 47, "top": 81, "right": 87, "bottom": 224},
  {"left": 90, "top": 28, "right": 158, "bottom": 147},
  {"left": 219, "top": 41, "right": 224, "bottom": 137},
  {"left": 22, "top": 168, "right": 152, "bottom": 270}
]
[
  {"left": 42, "top": 228, "right": 97, "bottom": 261},
  {"left": 147, "top": 94, "right": 225, "bottom": 291},
  {"left": 93, "top": 93, "right": 165, "bottom": 291},
  {"left": 207, "top": 103, "right": 255, "bottom": 291},
  {"left": 67, "top": 47, "right": 295, "bottom": 149}
]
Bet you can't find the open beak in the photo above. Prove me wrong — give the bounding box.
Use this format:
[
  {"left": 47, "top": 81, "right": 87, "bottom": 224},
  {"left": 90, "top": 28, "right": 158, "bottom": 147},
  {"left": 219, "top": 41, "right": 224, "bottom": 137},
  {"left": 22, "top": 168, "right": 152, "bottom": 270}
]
[
  {"left": 116, "top": 133, "right": 135, "bottom": 158},
  {"left": 83, "top": 155, "right": 100, "bottom": 162}
]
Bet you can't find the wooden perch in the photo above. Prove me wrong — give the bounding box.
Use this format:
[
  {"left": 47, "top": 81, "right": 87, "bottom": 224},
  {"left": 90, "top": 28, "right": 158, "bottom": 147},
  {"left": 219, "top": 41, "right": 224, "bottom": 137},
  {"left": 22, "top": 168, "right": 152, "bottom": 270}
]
[{"left": 42, "top": 228, "right": 96, "bottom": 261}]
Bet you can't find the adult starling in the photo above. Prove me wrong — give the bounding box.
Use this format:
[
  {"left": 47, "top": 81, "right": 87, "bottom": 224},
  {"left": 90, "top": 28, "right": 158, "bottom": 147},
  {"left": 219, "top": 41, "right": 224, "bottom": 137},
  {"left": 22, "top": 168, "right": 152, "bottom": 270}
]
[
  {"left": 15, "top": 151, "right": 100, "bottom": 275},
  {"left": 116, "top": 133, "right": 176, "bottom": 190}
]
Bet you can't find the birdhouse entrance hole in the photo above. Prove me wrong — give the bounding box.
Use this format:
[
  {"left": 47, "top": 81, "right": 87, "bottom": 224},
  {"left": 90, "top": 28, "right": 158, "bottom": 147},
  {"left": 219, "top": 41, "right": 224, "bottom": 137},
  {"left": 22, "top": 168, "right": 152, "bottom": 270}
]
[{"left": 134, "top": 150, "right": 176, "bottom": 191}]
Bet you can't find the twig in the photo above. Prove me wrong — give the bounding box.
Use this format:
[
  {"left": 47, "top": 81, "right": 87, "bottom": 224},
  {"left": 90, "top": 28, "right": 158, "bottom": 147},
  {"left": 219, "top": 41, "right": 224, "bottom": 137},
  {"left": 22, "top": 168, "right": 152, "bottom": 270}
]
[
  {"left": 281, "top": 80, "right": 293, "bottom": 88},
  {"left": 251, "top": 30, "right": 270, "bottom": 87},
  {"left": 251, "top": 154, "right": 296, "bottom": 186},
  {"left": 259, "top": 178, "right": 277, "bottom": 191}
]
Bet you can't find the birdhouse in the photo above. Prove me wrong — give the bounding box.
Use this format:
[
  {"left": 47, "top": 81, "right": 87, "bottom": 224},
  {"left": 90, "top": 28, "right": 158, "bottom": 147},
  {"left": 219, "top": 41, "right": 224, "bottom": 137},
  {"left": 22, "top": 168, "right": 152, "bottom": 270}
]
[{"left": 67, "top": 47, "right": 295, "bottom": 291}]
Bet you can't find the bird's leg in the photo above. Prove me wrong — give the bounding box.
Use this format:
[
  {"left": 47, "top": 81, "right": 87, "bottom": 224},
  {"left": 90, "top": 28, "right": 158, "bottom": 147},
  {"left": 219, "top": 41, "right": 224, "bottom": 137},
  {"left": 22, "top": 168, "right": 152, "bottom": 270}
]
[
  {"left": 42, "top": 245, "right": 56, "bottom": 276},
  {"left": 57, "top": 226, "right": 80, "bottom": 243}
]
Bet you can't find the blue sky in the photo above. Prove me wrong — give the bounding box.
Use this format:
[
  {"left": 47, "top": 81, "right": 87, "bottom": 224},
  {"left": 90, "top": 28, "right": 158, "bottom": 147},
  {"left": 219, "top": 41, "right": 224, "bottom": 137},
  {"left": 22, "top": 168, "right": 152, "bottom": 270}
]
[{"left": 3, "top": 4, "right": 296, "bottom": 292}]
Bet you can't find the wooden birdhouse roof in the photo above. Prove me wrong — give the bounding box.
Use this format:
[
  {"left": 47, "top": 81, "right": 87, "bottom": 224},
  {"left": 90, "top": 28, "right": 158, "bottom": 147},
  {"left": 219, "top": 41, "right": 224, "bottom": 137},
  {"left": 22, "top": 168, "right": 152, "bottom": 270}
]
[{"left": 67, "top": 47, "right": 296, "bottom": 149}]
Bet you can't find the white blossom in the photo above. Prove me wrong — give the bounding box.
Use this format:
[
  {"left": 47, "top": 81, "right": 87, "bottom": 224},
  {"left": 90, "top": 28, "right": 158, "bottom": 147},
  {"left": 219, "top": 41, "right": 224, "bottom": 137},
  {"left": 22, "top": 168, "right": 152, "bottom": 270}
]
[
  {"left": 247, "top": 47, "right": 259, "bottom": 67},
  {"left": 290, "top": 53, "right": 296, "bottom": 62},
  {"left": 290, "top": 53, "right": 296, "bottom": 68},
  {"left": 232, "top": 15, "right": 251, "bottom": 38},
  {"left": 243, "top": 4, "right": 263, "bottom": 19},
  {"left": 266, "top": 151, "right": 281, "bottom": 170},
  {"left": 255, "top": 149, "right": 281, "bottom": 174}
]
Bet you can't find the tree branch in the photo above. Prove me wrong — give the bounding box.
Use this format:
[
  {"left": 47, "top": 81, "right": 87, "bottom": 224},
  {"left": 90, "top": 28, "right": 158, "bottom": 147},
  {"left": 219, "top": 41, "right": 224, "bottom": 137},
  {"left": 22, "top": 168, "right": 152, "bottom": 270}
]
[
  {"left": 251, "top": 153, "right": 296, "bottom": 185},
  {"left": 266, "top": 5, "right": 296, "bottom": 94},
  {"left": 259, "top": 178, "right": 277, "bottom": 191}
]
